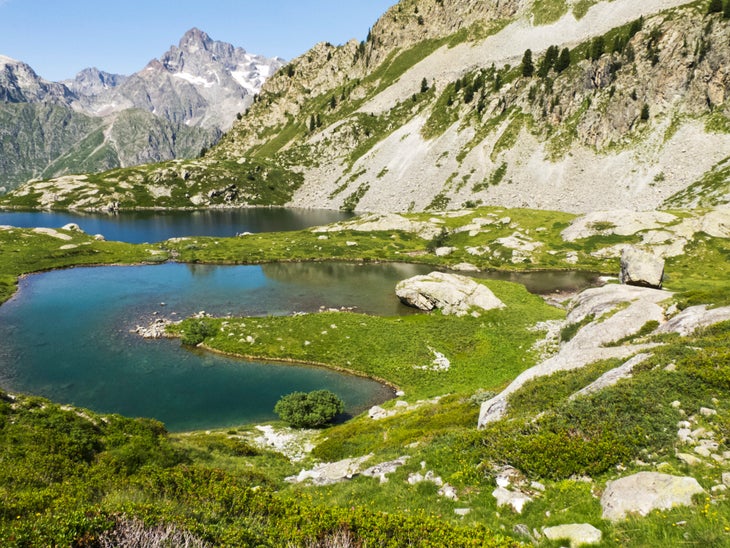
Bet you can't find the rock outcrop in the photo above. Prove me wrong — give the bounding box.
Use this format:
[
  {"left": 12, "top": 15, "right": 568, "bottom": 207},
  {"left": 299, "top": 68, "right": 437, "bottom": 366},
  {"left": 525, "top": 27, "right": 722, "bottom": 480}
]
[
  {"left": 657, "top": 304, "right": 730, "bottom": 336},
  {"left": 620, "top": 247, "right": 665, "bottom": 289},
  {"left": 479, "top": 284, "right": 668, "bottom": 427},
  {"left": 396, "top": 272, "right": 504, "bottom": 316},
  {"left": 600, "top": 472, "right": 705, "bottom": 521}
]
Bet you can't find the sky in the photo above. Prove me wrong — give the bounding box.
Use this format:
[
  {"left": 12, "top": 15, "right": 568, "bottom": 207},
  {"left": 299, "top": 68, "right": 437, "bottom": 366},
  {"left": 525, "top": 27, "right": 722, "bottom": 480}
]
[{"left": 0, "top": 0, "right": 397, "bottom": 81}]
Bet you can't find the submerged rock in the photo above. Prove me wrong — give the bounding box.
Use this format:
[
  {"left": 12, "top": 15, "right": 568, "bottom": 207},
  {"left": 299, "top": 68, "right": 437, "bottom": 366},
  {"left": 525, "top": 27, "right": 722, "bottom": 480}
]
[{"left": 395, "top": 272, "right": 504, "bottom": 316}]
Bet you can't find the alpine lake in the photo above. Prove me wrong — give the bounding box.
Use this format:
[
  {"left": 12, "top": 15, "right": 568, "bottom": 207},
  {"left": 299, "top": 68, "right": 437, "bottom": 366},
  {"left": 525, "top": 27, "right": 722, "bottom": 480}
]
[{"left": 0, "top": 208, "right": 598, "bottom": 431}]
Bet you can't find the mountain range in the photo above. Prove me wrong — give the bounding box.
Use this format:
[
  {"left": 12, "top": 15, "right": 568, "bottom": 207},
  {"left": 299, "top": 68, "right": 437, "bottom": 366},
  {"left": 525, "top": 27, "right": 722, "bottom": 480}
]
[
  {"left": 0, "top": 28, "right": 283, "bottom": 192},
  {"left": 2, "top": 0, "right": 729, "bottom": 213}
]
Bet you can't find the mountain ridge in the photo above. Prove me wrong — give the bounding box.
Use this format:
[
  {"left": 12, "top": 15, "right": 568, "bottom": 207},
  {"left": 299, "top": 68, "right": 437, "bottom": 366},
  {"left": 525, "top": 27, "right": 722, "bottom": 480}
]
[
  {"left": 0, "top": 29, "right": 283, "bottom": 192},
  {"left": 3, "top": 0, "right": 729, "bottom": 212}
]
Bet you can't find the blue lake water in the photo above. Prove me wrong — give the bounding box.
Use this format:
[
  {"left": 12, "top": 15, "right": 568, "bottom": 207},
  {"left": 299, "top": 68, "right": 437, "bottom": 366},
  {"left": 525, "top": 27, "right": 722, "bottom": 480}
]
[
  {"left": 0, "top": 208, "right": 353, "bottom": 243},
  {"left": 0, "top": 208, "right": 600, "bottom": 431},
  {"left": 0, "top": 262, "right": 433, "bottom": 431}
]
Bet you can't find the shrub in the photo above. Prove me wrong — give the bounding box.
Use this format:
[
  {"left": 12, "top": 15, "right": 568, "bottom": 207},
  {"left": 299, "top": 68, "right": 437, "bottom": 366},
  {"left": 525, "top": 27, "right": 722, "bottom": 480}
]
[
  {"left": 274, "top": 390, "right": 345, "bottom": 428},
  {"left": 181, "top": 319, "right": 217, "bottom": 346}
]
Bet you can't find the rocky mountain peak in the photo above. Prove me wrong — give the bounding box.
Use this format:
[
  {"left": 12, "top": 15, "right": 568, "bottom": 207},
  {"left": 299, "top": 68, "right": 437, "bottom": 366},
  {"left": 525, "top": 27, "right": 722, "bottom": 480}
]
[
  {"left": 64, "top": 67, "right": 127, "bottom": 96},
  {"left": 0, "top": 54, "right": 74, "bottom": 104},
  {"left": 178, "top": 27, "right": 215, "bottom": 52}
]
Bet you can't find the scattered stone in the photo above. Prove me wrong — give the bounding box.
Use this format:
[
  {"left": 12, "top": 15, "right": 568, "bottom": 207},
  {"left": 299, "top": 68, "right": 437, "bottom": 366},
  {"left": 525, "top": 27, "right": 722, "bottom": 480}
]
[
  {"left": 60, "top": 244, "right": 79, "bottom": 250},
  {"left": 711, "top": 485, "right": 727, "bottom": 493},
  {"left": 286, "top": 454, "right": 373, "bottom": 485},
  {"left": 133, "top": 318, "right": 174, "bottom": 339},
  {"left": 722, "top": 473, "right": 730, "bottom": 487},
  {"left": 415, "top": 346, "right": 451, "bottom": 371},
  {"left": 495, "top": 466, "right": 526, "bottom": 488},
  {"left": 368, "top": 405, "right": 396, "bottom": 420},
  {"left": 694, "top": 446, "right": 711, "bottom": 458},
  {"left": 93, "top": 234, "right": 105, "bottom": 241},
  {"left": 676, "top": 453, "right": 702, "bottom": 466},
  {"left": 543, "top": 524, "right": 603, "bottom": 547},
  {"left": 671, "top": 401, "right": 682, "bottom": 408},
  {"left": 492, "top": 487, "right": 533, "bottom": 514},
  {"left": 620, "top": 247, "right": 665, "bottom": 289},
  {"left": 438, "top": 484, "right": 458, "bottom": 500},
  {"left": 253, "top": 425, "right": 317, "bottom": 462},
  {"left": 677, "top": 428, "right": 692, "bottom": 443},
  {"left": 434, "top": 246, "right": 455, "bottom": 257},
  {"left": 600, "top": 472, "right": 705, "bottom": 521},
  {"left": 361, "top": 456, "right": 409, "bottom": 484},
  {"left": 395, "top": 271, "right": 504, "bottom": 316},
  {"left": 512, "top": 524, "right": 533, "bottom": 540},
  {"left": 408, "top": 470, "right": 443, "bottom": 487},
  {"left": 454, "top": 508, "right": 471, "bottom": 517},
  {"left": 451, "top": 262, "right": 480, "bottom": 272},
  {"left": 62, "top": 223, "right": 82, "bottom": 232},
  {"left": 313, "top": 213, "right": 443, "bottom": 239},
  {"left": 700, "top": 407, "right": 718, "bottom": 417},
  {"left": 33, "top": 227, "right": 73, "bottom": 240}
]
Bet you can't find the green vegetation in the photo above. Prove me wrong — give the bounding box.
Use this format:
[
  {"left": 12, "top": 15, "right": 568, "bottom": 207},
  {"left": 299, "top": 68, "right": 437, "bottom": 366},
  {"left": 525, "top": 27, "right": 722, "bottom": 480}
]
[
  {"left": 274, "top": 390, "right": 345, "bottom": 428},
  {"left": 0, "top": 227, "right": 163, "bottom": 304},
  {"left": 0, "top": 156, "right": 303, "bottom": 210},
  {"left": 531, "top": 0, "right": 569, "bottom": 25},
  {"left": 0, "top": 202, "right": 728, "bottom": 545}
]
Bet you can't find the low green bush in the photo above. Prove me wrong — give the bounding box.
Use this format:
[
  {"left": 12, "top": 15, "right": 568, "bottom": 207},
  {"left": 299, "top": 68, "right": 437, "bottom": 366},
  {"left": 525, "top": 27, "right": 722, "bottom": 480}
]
[{"left": 274, "top": 390, "right": 345, "bottom": 428}]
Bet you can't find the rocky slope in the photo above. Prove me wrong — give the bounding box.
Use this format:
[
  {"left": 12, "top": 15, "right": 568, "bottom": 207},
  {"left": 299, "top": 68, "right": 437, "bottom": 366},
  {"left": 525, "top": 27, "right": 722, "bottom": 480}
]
[
  {"left": 0, "top": 30, "right": 282, "bottom": 192},
  {"left": 223, "top": 0, "right": 729, "bottom": 214},
  {"left": 3, "top": 0, "right": 729, "bottom": 212}
]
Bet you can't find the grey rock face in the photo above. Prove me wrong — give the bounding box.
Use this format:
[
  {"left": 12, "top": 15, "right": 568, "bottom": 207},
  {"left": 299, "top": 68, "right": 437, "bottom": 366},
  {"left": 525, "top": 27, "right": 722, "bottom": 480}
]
[
  {"left": 620, "top": 247, "right": 665, "bottom": 289},
  {"left": 600, "top": 472, "right": 705, "bottom": 521},
  {"left": 63, "top": 67, "right": 127, "bottom": 96},
  {"left": 0, "top": 55, "right": 75, "bottom": 105}
]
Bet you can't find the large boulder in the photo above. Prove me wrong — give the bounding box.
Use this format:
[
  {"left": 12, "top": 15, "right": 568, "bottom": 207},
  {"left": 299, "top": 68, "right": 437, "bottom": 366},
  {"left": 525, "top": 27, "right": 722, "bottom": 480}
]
[
  {"left": 395, "top": 272, "right": 504, "bottom": 316},
  {"left": 619, "top": 247, "right": 665, "bottom": 289},
  {"left": 600, "top": 472, "right": 705, "bottom": 521}
]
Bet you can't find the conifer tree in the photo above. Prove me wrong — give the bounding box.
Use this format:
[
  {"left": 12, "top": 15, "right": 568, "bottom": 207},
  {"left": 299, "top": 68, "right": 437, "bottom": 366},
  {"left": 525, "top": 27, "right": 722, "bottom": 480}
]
[
  {"left": 708, "top": 0, "right": 722, "bottom": 13},
  {"left": 555, "top": 48, "right": 571, "bottom": 73},
  {"left": 521, "top": 49, "right": 535, "bottom": 77}
]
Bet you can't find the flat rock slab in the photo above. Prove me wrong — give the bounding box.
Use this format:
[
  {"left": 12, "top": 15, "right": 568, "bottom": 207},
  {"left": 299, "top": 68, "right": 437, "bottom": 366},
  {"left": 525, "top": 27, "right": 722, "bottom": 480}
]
[
  {"left": 657, "top": 305, "right": 730, "bottom": 337},
  {"left": 543, "top": 523, "right": 603, "bottom": 547},
  {"left": 601, "top": 472, "right": 705, "bottom": 521},
  {"left": 396, "top": 271, "right": 504, "bottom": 316}
]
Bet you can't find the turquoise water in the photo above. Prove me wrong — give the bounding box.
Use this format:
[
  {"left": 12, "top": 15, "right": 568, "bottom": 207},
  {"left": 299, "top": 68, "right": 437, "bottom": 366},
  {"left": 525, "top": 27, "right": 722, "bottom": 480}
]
[
  {"left": 0, "top": 208, "right": 353, "bottom": 243},
  {"left": 0, "top": 262, "right": 432, "bottom": 431}
]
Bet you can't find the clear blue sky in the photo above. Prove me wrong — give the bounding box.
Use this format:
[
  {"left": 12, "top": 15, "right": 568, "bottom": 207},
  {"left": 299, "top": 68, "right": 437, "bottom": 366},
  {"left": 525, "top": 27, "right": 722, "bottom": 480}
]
[{"left": 0, "top": 0, "right": 396, "bottom": 81}]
